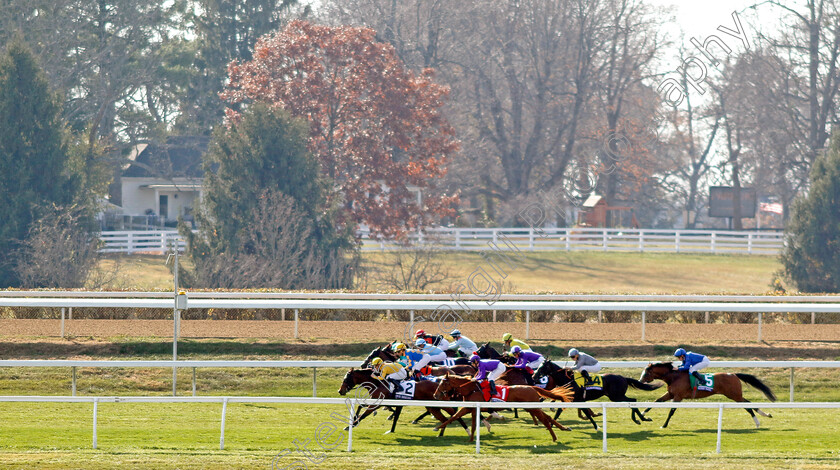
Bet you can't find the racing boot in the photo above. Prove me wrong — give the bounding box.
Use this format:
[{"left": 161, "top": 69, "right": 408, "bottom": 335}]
[
  {"left": 525, "top": 373, "right": 535, "bottom": 386},
  {"left": 580, "top": 369, "right": 591, "bottom": 385},
  {"left": 692, "top": 371, "right": 704, "bottom": 386},
  {"left": 489, "top": 380, "right": 497, "bottom": 397}
]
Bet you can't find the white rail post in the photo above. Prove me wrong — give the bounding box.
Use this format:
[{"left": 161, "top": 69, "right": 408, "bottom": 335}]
[
  {"left": 598, "top": 310, "right": 603, "bottom": 323},
  {"left": 347, "top": 407, "right": 354, "bottom": 452},
  {"left": 127, "top": 232, "right": 134, "bottom": 254},
  {"left": 493, "top": 310, "right": 497, "bottom": 322},
  {"left": 705, "top": 312, "right": 710, "bottom": 324},
  {"left": 638, "top": 230, "right": 644, "bottom": 252},
  {"left": 294, "top": 309, "right": 299, "bottom": 339},
  {"left": 602, "top": 403, "right": 607, "bottom": 452},
  {"left": 811, "top": 312, "right": 816, "bottom": 324},
  {"left": 675, "top": 231, "right": 680, "bottom": 253},
  {"left": 455, "top": 229, "right": 461, "bottom": 249},
  {"left": 716, "top": 403, "right": 723, "bottom": 453},
  {"left": 748, "top": 233, "right": 753, "bottom": 254},
  {"left": 641, "top": 311, "right": 646, "bottom": 341},
  {"left": 192, "top": 367, "right": 197, "bottom": 397},
  {"left": 529, "top": 228, "right": 534, "bottom": 250},
  {"left": 312, "top": 368, "right": 317, "bottom": 397},
  {"left": 69, "top": 307, "right": 73, "bottom": 320},
  {"left": 410, "top": 309, "right": 414, "bottom": 327},
  {"left": 281, "top": 308, "right": 285, "bottom": 321},
  {"left": 60, "top": 307, "right": 65, "bottom": 338},
  {"left": 602, "top": 229, "right": 608, "bottom": 251},
  {"left": 72, "top": 366, "right": 77, "bottom": 396},
  {"left": 220, "top": 398, "right": 228, "bottom": 450},
  {"left": 526, "top": 311, "right": 530, "bottom": 340},
  {"left": 475, "top": 403, "right": 481, "bottom": 454},
  {"left": 758, "top": 312, "right": 762, "bottom": 342},
  {"left": 92, "top": 397, "right": 98, "bottom": 449},
  {"left": 565, "top": 229, "right": 570, "bottom": 251},
  {"left": 790, "top": 368, "right": 794, "bottom": 402},
  {"left": 711, "top": 232, "right": 716, "bottom": 254}
]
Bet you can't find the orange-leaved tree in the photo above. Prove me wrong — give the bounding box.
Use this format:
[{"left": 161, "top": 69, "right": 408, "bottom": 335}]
[{"left": 222, "top": 20, "right": 459, "bottom": 238}]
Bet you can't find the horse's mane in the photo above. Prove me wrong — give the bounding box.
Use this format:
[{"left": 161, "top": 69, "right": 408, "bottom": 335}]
[{"left": 649, "top": 361, "right": 675, "bottom": 370}]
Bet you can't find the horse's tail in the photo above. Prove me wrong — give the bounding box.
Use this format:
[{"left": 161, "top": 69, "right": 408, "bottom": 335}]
[
  {"left": 626, "top": 377, "right": 662, "bottom": 391},
  {"left": 534, "top": 385, "right": 575, "bottom": 402},
  {"left": 735, "top": 373, "right": 777, "bottom": 402}
]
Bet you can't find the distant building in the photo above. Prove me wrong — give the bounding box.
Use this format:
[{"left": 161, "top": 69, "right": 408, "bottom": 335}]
[{"left": 112, "top": 136, "right": 209, "bottom": 228}]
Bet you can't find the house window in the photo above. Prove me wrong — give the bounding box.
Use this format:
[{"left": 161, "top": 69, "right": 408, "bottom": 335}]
[{"left": 159, "top": 195, "right": 169, "bottom": 219}]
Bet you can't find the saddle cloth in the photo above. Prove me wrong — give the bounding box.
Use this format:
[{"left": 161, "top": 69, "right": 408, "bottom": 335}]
[
  {"left": 689, "top": 373, "right": 715, "bottom": 391},
  {"left": 479, "top": 381, "right": 510, "bottom": 402},
  {"left": 573, "top": 372, "right": 604, "bottom": 390}
]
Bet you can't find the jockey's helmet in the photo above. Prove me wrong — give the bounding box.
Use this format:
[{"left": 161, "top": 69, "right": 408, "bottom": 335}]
[
  {"left": 502, "top": 333, "right": 512, "bottom": 342},
  {"left": 415, "top": 339, "right": 427, "bottom": 348},
  {"left": 568, "top": 348, "right": 579, "bottom": 357},
  {"left": 371, "top": 357, "right": 384, "bottom": 369},
  {"left": 394, "top": 343, "right": 406, "bottom": 352},
  {"left": 674, "top": 348, "right": 687, "bottom": 357},
  {"left": 450, "top": 329, "right": 461, "bottom": 337},
  {"left": 415, "top": 329, "right": 425, "bottom": 337},
  {"left": 469, "top": 354, "right": 480, "bottom": 364},
  {"left": 511, "top": 346, "right": 522, "bottom": 355}
]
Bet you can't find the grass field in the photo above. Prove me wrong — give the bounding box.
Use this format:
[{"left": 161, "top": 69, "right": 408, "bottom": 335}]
[
  {"left": 0, "top": 337, "right": 838, "bottom": 469},
  {"left": 94, "top": 251, "right": 782, "bottom": 294}
]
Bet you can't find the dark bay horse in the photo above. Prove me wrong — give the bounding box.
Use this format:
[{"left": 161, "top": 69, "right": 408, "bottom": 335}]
[
  {"left": 534, "top": 359, "right": 661, "bottom": 428},
  {"left": 639, "top": 362, "right": 776, "bottom": 428},
  {"left": 432, "top": 373, "right": 574, "bottom": 441},
  {"left": 337, "top": 368, "right": 468, "bottom": 435}
]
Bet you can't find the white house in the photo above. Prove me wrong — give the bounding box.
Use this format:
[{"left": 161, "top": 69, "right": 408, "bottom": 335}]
[{"left": 117, "top": 136, "right": 209, "bottom": 228}]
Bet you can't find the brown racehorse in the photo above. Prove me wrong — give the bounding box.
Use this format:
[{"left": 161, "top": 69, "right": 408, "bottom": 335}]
[
  {"left": 640, "top": 362, "right": 776, "bottom": 428},
  {"left": 337, "top": 368, "right": 469, "bottom": 436},
  {"left": 431, "top": 373, "right": 574, "bottom": 442}
]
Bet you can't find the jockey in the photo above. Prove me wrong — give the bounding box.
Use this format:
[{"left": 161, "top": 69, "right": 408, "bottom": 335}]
[
  {"left": 412, "top": 338, "right": 446, "bottom": 377},
  {"left": 371, "top": 357, "right": 407, "bottom": 391},
  {"left": 470, "top": 354, "right": 506, "bottom": 396},
  {"left": 502, "top": 333, "right": 531, "bottom": 352},
  {"left": 447, "top": 329, "right": 478, "bottom": 357},
  {"left": 674, "top": 348, "right": 710, "bottom": 384},
  {"left": 415, "top": 329, "right": 450, "bottom": 350},
  {"left": 392, "top": 342, "right": 409, "bottom": 367},
  {"left": 510, "top": 346, "right": 544, "bottom": 385},
  {"left": 569, "top": 348, "right": 601, "bottom": 383}
]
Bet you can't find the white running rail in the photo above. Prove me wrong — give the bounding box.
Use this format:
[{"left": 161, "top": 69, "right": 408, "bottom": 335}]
[{"left": 1, "top": 395, "right": 836, "bottom": 454}]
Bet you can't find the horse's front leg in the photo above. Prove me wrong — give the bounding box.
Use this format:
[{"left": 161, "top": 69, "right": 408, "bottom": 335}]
[
  {"left": 434, "top": 406, "right": 470, "bottom": 431},
  {"left": 661, "top": 397, "right": 681, "bottom": 428},
  {"left": 642, "top": 391, "right": 673, "bottom": 418}
]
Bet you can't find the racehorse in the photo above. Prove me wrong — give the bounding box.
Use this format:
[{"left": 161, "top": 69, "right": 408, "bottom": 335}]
[
  {"left": 533, "top": 359, "right": 661, "bottom": 428},
  {"left": 432, "top": 373, "right": 574, "bottom": 442},
  {"left": 475, "top": 343, "right": 516, "bottom": 364},
  {"left": 337, "top": 368, "right": 468, "bottom": 435},
  {"left": 639, "top": 362, "right": 776, "bottom": 428}
]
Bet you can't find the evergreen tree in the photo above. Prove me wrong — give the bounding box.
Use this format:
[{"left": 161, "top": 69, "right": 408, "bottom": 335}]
[
  {"left": 0, "top": 39, "right": 76, "bottom": 287},
  {"left": 781, "top": 131, "right": 840, "bottom": 292},
  {"left": 180, "top": 103, "right": 356, "bottom": 289}
]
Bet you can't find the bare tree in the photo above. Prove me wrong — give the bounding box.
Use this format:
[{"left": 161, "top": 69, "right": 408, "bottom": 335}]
[
  {"left": 187, "top": 190, "right": 357, "bottom": 289},
  {"left": 379, "top": 242, "right": 451, "bottom": 291},
  {"left": 14, "top": 206, "right": 102, "bottom": 288}
]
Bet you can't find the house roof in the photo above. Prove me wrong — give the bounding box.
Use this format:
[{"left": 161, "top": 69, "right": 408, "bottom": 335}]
[
  {"left": 122, "top": 136, "right": 209, "bottom": 178},
  {"left": 582, "top": 194, "right": 603, "bottom": 208}
]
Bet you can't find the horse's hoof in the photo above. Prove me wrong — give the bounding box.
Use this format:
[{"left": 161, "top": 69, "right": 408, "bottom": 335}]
[
  {"left": 383, "top": 430, "right": 392, "bottom": 435},
  {"left": 768, "top": 414, "right": 773, "bottom": 418},
  {"left": 411, "top": 420, "right": 420, "bottom": 424},
  {"left": 343, "top": 426, "right": 350, "bottom": 431},
  {"left": 386, "top": 415, "right": 393, "bottom": 421},
  {"left": 642, "top": 417, "right": 652, "bottom": 422}
]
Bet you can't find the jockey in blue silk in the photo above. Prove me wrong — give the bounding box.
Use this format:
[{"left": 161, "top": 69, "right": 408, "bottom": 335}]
[
  {"left": 447, "top": 329, "right": 478, "bottom": 356},
  {"left": 674, "top": 348, "right": 710, "bottom": 384},
  {"left": 510, "top": 346, "right": 544, "bottom": 385},
  {"left": 471, "top": 354, "right": 506, "bottom": 396},
  {"left": 411, "top": 339, "right": 446, "bottom": 377}
]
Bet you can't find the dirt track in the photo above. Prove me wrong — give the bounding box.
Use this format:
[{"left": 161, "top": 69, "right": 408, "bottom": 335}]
[{"left": 3, "top": 319, "right": 840, "bottom": 342}]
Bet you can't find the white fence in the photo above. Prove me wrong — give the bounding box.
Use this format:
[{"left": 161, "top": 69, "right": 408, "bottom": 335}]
[
  {"left": 99, "top": 230, "right": 185, "bottom": 254},
  {"left": 1, "top": 395, "right": 837, "bottom": 454},
  {"left": 96, "top": 228, "right": 784, "bottom": 255},
  {"left": 2, "top": 359, "right": 837, "bottom": 403},
  {"left": 2, "top": 297, "right": 840, "bottom": 342}
]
